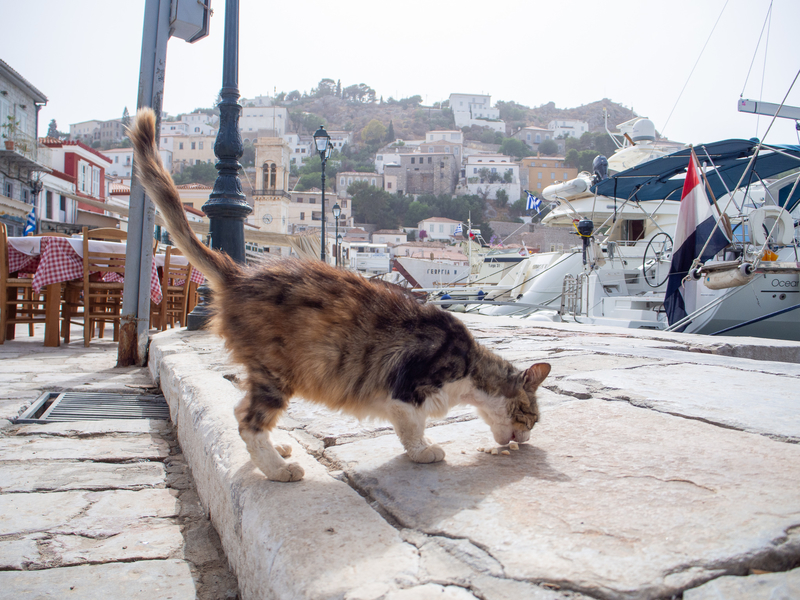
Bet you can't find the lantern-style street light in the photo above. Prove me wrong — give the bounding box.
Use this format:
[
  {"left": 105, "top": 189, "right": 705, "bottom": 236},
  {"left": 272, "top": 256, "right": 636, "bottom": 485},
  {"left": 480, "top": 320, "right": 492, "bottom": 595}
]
[
  {"left": 313, "top": 125, "right": 333, "bottom": 262},
  {"left": 332, "top": 202, "right": 341, "bottom": 267}
]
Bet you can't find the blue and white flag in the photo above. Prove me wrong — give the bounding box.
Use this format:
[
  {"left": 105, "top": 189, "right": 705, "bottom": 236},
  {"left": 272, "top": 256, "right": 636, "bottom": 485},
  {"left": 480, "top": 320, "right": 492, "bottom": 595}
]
[
  {"left": 453, "top": 223, "right": 462, "bottom": 236},
  {"left": 526, "top": 191, "right": 541, "bottom": 213},
  {"left": 663, "top": 150, "right": 731, "bottom": 330},
  {"left": 23, "top": 206, "right": 36, "bottom": 236}
]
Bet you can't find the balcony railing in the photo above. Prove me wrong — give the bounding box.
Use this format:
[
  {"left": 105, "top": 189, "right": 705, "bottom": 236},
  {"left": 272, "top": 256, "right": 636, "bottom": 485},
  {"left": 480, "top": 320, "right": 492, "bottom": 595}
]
[{"left": 2, "top": 130, "right": 38, "bottom": 163}]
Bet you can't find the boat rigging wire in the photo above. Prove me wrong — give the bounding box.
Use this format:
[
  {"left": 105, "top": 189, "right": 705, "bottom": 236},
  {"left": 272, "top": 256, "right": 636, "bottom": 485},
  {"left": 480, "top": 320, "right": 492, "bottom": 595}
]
[
  {"left": 661, "top": 0, "right": 729, "bottom": 138},
  {"left": 741, "top": 1, "right": 773, "bottom": 99}
]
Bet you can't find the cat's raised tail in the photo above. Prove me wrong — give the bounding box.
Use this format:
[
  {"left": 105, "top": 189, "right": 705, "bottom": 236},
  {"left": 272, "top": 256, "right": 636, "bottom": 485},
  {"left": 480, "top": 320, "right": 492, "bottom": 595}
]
[{"left": 128, "top": 107, "right": 237, "bottom": 289}]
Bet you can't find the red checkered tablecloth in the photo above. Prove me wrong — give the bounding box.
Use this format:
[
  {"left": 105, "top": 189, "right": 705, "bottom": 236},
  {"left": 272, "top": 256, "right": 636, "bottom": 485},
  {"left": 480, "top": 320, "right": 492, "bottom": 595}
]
[{"left": 7, "top": 237, "right": 163, "bottom": 304}]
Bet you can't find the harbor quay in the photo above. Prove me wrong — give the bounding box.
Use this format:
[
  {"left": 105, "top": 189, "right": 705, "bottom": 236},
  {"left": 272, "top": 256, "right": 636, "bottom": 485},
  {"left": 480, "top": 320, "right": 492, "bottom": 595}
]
[{"left": 2, "top": 315, "right": 800, "bottom": 599}]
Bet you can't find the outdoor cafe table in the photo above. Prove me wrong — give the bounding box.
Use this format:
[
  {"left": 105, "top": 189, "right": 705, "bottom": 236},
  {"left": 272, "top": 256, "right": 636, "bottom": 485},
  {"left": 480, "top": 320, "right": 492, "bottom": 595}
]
[{"left": 7, "top": 236, "right": 163, "bottom": 347}]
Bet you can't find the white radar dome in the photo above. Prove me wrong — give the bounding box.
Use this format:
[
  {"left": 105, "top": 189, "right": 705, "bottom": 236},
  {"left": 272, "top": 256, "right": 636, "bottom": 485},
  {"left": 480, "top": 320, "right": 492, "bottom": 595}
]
[{"left": 631, "top": 119, "right": 656, "bottom": 142}]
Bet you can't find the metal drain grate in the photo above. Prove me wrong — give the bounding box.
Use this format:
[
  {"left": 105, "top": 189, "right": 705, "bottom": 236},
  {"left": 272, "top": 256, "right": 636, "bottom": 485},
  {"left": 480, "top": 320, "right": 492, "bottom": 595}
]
[{"left": 16, "top": 392, "right": 171, "bottom": 424}]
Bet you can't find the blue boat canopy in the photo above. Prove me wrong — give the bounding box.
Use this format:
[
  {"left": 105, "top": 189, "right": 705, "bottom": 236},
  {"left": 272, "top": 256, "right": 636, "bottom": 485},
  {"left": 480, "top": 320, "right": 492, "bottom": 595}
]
[{"left": 592, "top": 139, "right": 800, "bottom": 211}]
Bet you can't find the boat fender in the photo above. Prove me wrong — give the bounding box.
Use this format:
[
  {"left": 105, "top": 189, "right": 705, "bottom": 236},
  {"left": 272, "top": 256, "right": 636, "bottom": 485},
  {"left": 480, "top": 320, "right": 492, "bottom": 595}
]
[
  {"left": 440, "top": 293, "right": 452, "bottom": 310},
  {"left": 703, "top": 265, "right": 755, "bottom": 290},
  {"left": 689, "top": 267, "right": 703, "bottom": 280},
  {"left": 477, "top": 290, "right": 485, "bottom": 300}
]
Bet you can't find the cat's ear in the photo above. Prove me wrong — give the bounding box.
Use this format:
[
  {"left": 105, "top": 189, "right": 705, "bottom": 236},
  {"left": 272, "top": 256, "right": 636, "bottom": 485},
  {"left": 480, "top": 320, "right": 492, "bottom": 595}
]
[{"left": 523, "top": 363, "right": 551, "bottom": 390}]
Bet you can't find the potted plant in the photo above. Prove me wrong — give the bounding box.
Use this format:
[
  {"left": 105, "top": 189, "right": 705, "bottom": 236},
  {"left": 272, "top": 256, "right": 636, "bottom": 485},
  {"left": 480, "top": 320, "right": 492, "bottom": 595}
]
[{"left": 2, "top": 116, "right": 19, "bottom": 151}]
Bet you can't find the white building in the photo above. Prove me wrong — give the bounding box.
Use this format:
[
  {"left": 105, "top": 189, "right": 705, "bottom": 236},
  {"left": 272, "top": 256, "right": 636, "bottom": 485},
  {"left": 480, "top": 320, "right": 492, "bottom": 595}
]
[
  {"left": 241, "top": 106, "right": 288, "bottom": 142},
  {"left": 449, "top": 93, "right": 505, "bottom": 133},
  {"left": 548, "top": 119, "right": 589, "bottom": 139},
  {"left": 465, "top": 154, "right": 521, "bottom": 202},
  {"left": 418, "top": 216, "right": 463, "bottom": 242},
  {"left": 103, "top": 147, "right": 172, "bottom": 178}
]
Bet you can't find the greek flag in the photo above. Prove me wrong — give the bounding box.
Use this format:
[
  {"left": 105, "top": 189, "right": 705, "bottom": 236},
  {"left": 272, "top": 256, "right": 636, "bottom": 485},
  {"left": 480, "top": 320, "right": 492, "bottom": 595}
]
[
  {"left": 453, "top": 223, "right": 463, "bottom": 236},
  {"left": 526, "top": 191, "right": 541, "bottom": 213},
  {"left": 23, "top": 206, "right": 36, "bottom": 235}
]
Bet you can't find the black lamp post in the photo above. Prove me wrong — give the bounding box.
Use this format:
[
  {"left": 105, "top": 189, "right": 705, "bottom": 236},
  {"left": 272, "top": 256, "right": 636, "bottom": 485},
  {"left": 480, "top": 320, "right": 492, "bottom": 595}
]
[
  {"left": 187, "top": 0, "right": 250, "bottom": 330},
  {"left": 313, "top": 125, "right": 332, "bottom": 262},
  {"left": 332, "top": 202, "right": 341, "bottom": 267},
  {"left": 337, "top": 233, "right": 344, "bottom": 268}
]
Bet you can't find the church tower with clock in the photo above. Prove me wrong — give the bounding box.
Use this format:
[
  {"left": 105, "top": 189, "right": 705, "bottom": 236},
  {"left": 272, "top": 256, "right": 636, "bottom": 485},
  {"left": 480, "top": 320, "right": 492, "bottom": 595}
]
[{"left": 252, "top": 135, "right": 291, "bottom": 236}]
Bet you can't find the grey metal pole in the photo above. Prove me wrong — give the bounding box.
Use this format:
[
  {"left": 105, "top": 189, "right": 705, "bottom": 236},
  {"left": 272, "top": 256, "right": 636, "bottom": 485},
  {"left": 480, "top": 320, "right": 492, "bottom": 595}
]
[
  {"left": 118, "top": 0, "right": 169, "bottom": 367},
  {"left": 187, "top": 0, "right": 249, "bottom": 330}
]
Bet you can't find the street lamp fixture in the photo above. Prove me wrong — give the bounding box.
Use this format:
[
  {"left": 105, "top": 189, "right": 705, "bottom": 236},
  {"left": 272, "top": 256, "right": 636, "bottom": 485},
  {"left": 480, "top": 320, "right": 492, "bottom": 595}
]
[
  {"left": 313, "top": 125, "right": 333, "bottom": 262},
  {"left": 332, "top": 202, "right": 341, "bottom": 267},
  {"left": 337, "top": 233, "right": 344, "bottom": 268}
]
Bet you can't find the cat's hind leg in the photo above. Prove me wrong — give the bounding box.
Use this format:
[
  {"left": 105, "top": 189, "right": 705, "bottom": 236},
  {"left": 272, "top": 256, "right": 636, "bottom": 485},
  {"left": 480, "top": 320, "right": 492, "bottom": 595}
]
[
  {"left": 235, "top": 374, "right": 304, "bottom": 482},
  {"left": 387, "top": 401, "right": 445, "bottom": 464}
]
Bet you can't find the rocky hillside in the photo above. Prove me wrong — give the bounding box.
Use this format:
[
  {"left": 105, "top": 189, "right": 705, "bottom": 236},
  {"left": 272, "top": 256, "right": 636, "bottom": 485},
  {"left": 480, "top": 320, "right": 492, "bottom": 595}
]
[{"left": 274, "top": 95, "right": 639, "bottom": 144}]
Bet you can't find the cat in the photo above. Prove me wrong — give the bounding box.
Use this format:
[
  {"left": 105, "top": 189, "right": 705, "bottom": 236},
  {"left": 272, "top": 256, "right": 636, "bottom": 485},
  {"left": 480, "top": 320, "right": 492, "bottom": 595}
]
[{"left": 130, "top": 108, "right": 551, "bottom": 482}]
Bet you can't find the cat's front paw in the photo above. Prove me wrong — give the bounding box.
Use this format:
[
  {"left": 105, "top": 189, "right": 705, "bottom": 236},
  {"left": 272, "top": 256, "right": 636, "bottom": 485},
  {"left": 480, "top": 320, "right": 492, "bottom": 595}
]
[
  {"left": 266, "top": 462, "right": 305, "bottom": 482},
  {"left": 408, "top": 443, "right": 445, "bottom": 464}
]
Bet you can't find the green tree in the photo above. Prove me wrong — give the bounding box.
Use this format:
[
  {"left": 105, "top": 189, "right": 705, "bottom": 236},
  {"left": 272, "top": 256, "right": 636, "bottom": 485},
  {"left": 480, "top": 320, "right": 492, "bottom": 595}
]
[
  {"left": 538, "top": 139, "right": 559, "bottom": 156},
  {"left": 479, "top": 129, "right": 498, "bottom": 144},
  {"left": 565, "top": 148, "right": 581, "bottom": 169},
  {"left": 496, "top": 189, "right": 509, "bottom": 207},
  {"left": 121, "top": 107, "right": 131, "bottom": 128},
  {"left": 361, "top": 119, "right": 387, "bottom": 144},
  {"left": 46, "top": 119, "right": 58, "bottom": 138},
  {"left": 404, "top": 200, "right": 432, "bottom": 226},
  {"left": 312, "top": 78, "right": 336, "bottom": 97},
  {"left": 351, "top": 185, "right": 397, "bottom": 229},
  {"left": 289, "top": 110, "right": 325, "bottom": 134},
  {"left": 172, "top": 162, "right": 218, "bottom": 186},
  {"left": 385, "top": 120, "right": 395, "bottom": 143},
  {"left": 499, "top": 137, "right": 532, "bottom": 159}
]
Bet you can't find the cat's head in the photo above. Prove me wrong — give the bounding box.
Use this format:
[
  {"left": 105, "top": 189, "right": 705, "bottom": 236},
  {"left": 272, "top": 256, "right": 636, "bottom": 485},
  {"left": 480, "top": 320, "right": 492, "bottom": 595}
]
[{"left": 476, "top": 362, "right": 551, "bottom": 445}]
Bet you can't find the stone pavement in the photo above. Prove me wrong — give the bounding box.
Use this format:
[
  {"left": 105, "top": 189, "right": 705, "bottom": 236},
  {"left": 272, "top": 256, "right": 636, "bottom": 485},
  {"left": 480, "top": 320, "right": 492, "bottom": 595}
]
[
  {"left": 0, "top": 325, "right": 238, "bottom": 599},
  {"left": 148, "top": 315, "right": 800, "bottom": 600}
]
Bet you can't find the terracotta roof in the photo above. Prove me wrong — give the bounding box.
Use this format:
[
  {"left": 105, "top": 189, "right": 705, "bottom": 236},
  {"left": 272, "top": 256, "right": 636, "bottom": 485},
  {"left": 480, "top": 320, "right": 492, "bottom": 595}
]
[{"left": 110, "top": 185, "right": 130, "bottom": 194}]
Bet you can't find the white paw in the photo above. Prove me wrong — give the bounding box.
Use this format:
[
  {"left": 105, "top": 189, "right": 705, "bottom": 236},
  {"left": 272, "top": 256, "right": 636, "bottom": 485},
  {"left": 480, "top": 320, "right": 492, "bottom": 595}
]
[
  {"left": 275, "top": 443, "right": 292, "bottom": 458},
  {"left": 408, "top": 443, "right": 445, "bottom": 464},
  {"left": 265, "top": 462, "right": 305, "bottom": 482}
]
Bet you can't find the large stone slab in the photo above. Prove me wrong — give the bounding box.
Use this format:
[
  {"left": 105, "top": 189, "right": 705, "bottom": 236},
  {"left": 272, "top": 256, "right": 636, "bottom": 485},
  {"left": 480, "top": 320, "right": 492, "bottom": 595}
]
[
  {"left": 326, "top": 400, "right": 800, "bottom": 599},
  {"left": 0, "top": 559, "right": 196, "bottom": 599},
  {"left": 0, "top": 460, "right": 165, "bottom": 493},
  {"left": 561, "top": 363, "right": 800, "bottom": 440},
  {"left": 0, "top": 489, "right": 179, "bottom": 537},
  {"left": 0, "top": 434, "right": 170, "bottom": 461}
]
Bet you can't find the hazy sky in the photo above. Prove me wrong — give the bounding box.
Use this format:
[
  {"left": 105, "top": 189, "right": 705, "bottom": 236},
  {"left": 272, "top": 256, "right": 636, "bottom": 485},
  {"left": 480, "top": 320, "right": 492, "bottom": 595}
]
[{"left": 2, "top": 0, "right": 799, "bottom": 146}]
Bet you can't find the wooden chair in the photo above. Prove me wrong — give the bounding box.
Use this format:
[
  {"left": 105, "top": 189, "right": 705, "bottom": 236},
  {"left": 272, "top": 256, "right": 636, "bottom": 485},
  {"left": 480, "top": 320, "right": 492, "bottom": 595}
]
[
  {"left": 32, "top": 232, "right": 71, "bottom": 237},
  {"left": 151, "top": 246, "right": 192, "bottom": 331},
  {"left": 1, "top": 223, "right": 49, "bottom": 343},
  {"left": 62, "top": 227, "right": 127, "bottom": 346}
]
